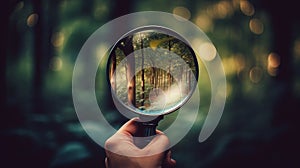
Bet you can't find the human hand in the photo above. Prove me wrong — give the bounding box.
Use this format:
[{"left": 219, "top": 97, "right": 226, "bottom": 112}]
[{"left": 104, "top": 118, "right": 176, "bottom": 168}]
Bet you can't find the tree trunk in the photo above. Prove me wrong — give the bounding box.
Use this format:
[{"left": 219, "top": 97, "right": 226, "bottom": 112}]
[
  {"left": 122, "top": 36, "right": 136, "bottom": 107},
  {"left": 109, "top": 49, "right": 117, "bottom": 92},
  {"left": 141, "top": 36, "right": 145, "bottom": 107},
  {"left": 168, "top": 39, "right": 172, "bottom": 89},
  {"left": 159, "top": 69, "right": 162, "bottom": 89},
  {"left": 188, "top": 69, "right": 191, "bottom": 92},
  {"left": 179, "top": 66, "right": 183, "bottom": 98},
  {"left": 151, "top": 67, "right": 155, "bottom": 86}
]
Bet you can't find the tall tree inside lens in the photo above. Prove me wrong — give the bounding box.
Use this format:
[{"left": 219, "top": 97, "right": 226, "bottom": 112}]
[
  {"left": 109, "top": 49, "right": 116, "bottom": 92},
  {"left": 121, "top": 36, "right": 136, "bottom": 107},
  {"left": 140, "top": 33, "right": 145, "bottom": 107},
  {"left": 168, "top": 37, "right": 172, "bottom": 90}
]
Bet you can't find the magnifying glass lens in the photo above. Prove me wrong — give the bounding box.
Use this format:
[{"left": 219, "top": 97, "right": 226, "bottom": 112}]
[{"left": 107, "top": 27, "right": 198, "bottom": 116}]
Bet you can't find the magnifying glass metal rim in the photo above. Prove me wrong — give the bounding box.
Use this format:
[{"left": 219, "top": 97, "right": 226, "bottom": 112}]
[{"left": 106, "top": 25, "right": 199, "bottom": 116}]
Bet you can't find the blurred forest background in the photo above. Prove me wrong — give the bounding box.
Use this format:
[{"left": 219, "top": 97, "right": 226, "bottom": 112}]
[{"left": 1, "top": 0, "right": 300, "bottom": 167}]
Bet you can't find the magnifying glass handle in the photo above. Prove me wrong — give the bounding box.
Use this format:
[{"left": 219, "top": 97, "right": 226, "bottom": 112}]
[{"left": 134, "top": 116, "right": 163, "bottom": 148}]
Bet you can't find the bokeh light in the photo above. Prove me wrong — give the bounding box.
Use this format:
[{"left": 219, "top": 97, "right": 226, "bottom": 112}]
[
  {"left": 15, "top": 1, "right": 24, "bottom": 11},
  {"left": 268, "top": 52, "right": 280, "bottom": 68},
  {"left": 206, "top": 1, "right": 234, "bottom": 19},
  {"left": 267, "top": 67, "right": 278, "bottom": 77},
  {"left": 195, "top": 14, "right": 213, "bottom": 32},
  {"left": 27, "top": 13, "right": 39, "bottom": 27},
  {"left": 240, "top": 0, "right": 255, "bottom": 16},
  {"left": 49, "top": 57, "right": 63, "bottom": 71},
  {"left": 94, "top": 5, "right": 108, "bottom": 20},
  {"left": 293, "top": 39, "right": 300, "bottom": 58},
  {"left": 249, "top": 66, "right": 263, "bottom": 83},
  {"left": 232, "top": 0, "right": 241, "bottom": 9},
  {"left": 249, "top": 18, "right": 264, "bottom": 35},
  {"left": 198, "top": 42, "right": 217, "bottom": 61},
  {"left": 51, "top": 32, "right": 65, "bottom": 48},
  {"left": 173, "top": 6, "right": 191, "bottom": 20},
  {"left": 267, "top": 52, "right": 280, "bottom": 76},
  {"left": 223, "top": 57, "right": 237, "bottom": 76},
  {"left": 234, "top": 54, "right": 246, "bottom": 74}
]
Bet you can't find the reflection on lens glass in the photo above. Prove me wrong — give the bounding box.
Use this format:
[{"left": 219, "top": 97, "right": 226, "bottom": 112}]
[{"left": 107, "top": 28, "right": 198, "bottom": 115}]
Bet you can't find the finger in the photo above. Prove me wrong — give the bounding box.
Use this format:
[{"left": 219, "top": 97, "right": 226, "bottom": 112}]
[
  {"left": 145, "top": 133, "right": 170, "bottom": 154},
  {"left": 105, "top": 157, "right": 109, "bottom": 168},
  {"left": 162, "top": 150, "right": 176, "bottom": 168},
  {"left": 117, "top": 117, "right": 139, "bottom": 135},
  {"left": 156, "top": 129, "right": 164, "bottom": 135},
  {"left": 105, "top": 118, "right": 139, "bottom": 151}
]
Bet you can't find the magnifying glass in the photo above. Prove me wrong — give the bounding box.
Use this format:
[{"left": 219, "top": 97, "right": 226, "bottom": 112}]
[{"left": 107, "top": 26, "right": 199, "bottom": 147}]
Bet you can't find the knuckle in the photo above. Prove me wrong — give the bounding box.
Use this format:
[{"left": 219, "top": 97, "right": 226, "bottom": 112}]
[{"left": 104, "top": 137, "right": 115, "bottom": 150}]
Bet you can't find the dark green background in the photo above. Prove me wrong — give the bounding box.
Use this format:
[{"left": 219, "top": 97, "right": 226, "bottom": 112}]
[{"left": 1, "top": 0, "right": 300, "bottom": 167}]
